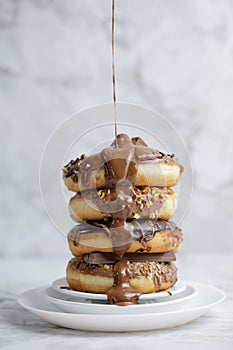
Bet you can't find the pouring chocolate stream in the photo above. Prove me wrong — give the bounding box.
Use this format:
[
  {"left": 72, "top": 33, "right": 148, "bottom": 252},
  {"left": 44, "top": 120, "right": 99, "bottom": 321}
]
[
  {"left": 111, "top": 0, "right": 118, "bottom": 140},
  {"left": 102, "top": 134, "right": 141, "bottom": 304}
]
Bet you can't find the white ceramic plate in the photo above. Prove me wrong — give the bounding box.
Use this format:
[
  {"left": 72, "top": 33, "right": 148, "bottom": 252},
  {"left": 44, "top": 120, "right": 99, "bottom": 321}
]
[
  {"left": 18, "top": 282, "right": 225, "bottom": 332},
  {"left": 52, "top": 277, "right": 186, "bottom": 301},
  {"left": 44, "top": 283, "right": 197, "bottom": 314}
]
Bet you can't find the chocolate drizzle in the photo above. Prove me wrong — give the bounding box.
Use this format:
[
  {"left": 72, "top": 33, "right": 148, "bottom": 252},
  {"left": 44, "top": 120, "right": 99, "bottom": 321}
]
[
  {"left": 101, "top": 134, "right": 138, "bottom": 257},
  {"left": 98, "top": 134, "right": 141, "bottom": 303},
  {"left": 106, "top": 261, "right": 141, "bottom": 306}
]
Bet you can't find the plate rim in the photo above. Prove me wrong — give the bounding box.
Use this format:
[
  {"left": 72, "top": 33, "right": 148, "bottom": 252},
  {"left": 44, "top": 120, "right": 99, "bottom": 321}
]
[
  {"left": 44, "top": 284, "right": 197, "bottom": 310},
  {"left": 18, "top": 282, "right": 225, "bottom": 318},
  {"left": 52, "top": 277, "right": 186, "bottom": 300}
]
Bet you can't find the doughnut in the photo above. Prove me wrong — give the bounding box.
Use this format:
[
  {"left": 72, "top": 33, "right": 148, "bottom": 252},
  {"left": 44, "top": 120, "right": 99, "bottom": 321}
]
[
  {"left": 62, "top": 136, "right": 184, "bottom": 192},
  {"left": 69, "top": 186, "right": 177, "bottom": 222},
  {"left": 64, "top": 161, "right": 182, "bottom": 192},
  {"left": 66, "top": 255, "right": 177, "bottom": 294},
  {"left": 68, "top": 219, "right": 183, "bottom": 256}
]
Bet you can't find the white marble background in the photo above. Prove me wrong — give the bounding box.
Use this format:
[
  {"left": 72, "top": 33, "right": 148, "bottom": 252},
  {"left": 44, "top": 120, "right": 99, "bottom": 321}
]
[{"left": 1, "top": 0, "right": 233, "bottom": 258}]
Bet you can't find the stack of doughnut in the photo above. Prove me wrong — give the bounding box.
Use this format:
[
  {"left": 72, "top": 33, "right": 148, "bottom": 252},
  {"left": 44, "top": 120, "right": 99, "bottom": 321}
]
[{"left": 62, "top": 134, "right": 184, "bottom": 305}]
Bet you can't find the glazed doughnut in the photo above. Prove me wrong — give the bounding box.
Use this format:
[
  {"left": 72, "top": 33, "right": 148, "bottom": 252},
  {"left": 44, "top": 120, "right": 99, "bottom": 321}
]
[
  {"left": 64, "top": 161, "right": 182, "bottom": 192},
  {"left": 68, "top": 219, "right": 183, "bottom": 256},
  {"left": 66, "top": 257, "right": 177, "bottom": 294},
  {"left": 69, "top": 186, "right": 177, "bottom": 222},
  {"left": 62, "top": 135, "right": 183, "bottom": 192}
]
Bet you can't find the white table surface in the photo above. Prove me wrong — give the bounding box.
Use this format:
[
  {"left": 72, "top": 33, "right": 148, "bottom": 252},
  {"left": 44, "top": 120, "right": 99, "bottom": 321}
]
[{"left": 0, "top": 253, "right": 232, "bottom": 350}]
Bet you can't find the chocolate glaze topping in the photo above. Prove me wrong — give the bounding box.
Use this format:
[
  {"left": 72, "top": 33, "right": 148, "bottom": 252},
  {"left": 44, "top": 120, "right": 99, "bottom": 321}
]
[
  {"left": 68, "top": 257, "right": 178, "bottom": 293},
  {"left": 63, "top": 141, "right": 178, "bottom": 185},
  {"left": 68, "top": 219, "right": 182, "bottom": 245}
]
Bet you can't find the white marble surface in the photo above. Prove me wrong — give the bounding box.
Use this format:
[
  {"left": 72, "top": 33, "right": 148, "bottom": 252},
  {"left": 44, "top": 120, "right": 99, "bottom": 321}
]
[{"left": 0, "top": 253, "right": 232, "bottom": 349}]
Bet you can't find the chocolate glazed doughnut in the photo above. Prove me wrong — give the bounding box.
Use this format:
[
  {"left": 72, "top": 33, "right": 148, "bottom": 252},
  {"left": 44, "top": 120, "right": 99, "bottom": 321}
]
[
  {"left": 67, "top": 219, "right": 183, "bottom": 256},
  {"left": 66, "top": 252, "right": 178, "bottom": 294},
  {"left": 69, "top": 186, "right": 177, "bottom": 222},
  {"left": 63, "top": 138, "right": 183, "bottom": 192}
]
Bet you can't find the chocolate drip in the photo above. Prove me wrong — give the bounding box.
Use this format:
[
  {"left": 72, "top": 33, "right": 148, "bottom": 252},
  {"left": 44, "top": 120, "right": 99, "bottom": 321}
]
[
  {"left": 106, "top": 261, "right": 141, "bottom": 305},
  {"left": 79, "top": 153, "right": 102, "bottom": 188},
  {"left": 60, "top": 286, "right": 71, "bottom": 290},
  {"left": 100, "top": 134, "right": 138, "bottom": 257},
  {"left": 68, "top": 225, "right": 81, "bottom": 247},
  {"left": 131, "top": 137, "right": 148, "bottom": 146},
  {"left": 101, "top": 134, "right": 138, "bottom": 188},
  {"left": 109, "top": 219, "right": 133, "bottom": 257}
]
